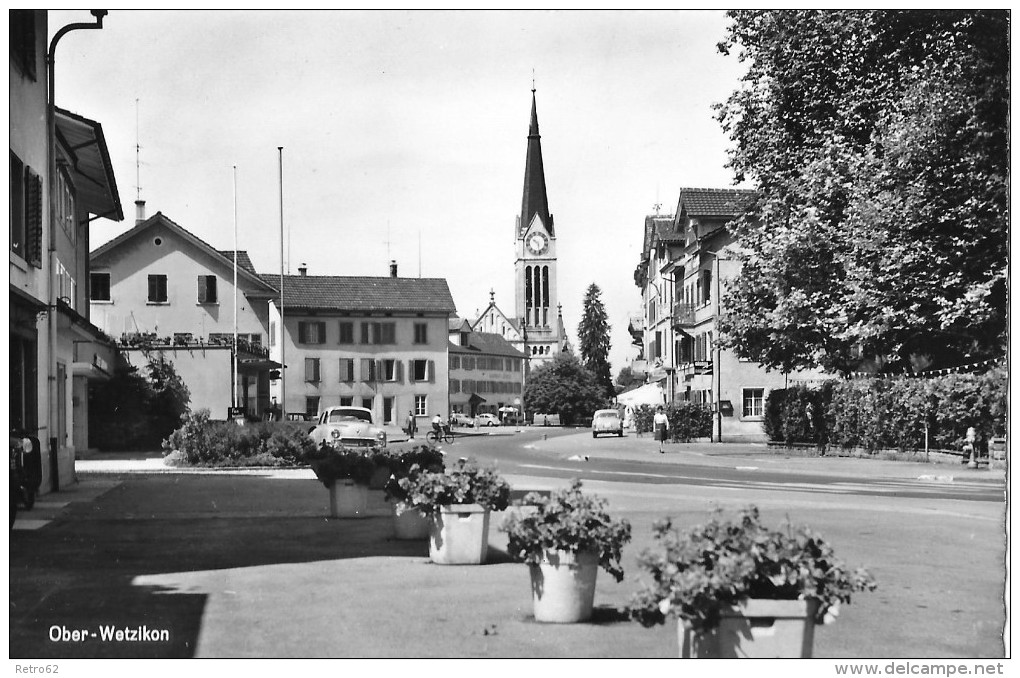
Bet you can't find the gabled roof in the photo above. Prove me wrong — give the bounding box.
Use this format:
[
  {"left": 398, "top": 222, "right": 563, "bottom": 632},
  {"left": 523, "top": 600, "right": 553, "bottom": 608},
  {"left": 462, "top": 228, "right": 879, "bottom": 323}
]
[
  {"left": 471, "top": 302, "right": 522, "bottom": 334},
  {"left": 89, "top": 212, "right": 277, "bottom": 293},
  {"left": 55, "top": 107, "right": 123, "bottom": 222},
  {"left": 261, "top": 274, "right": 457, "bottom": 314},
  {"left": 449, "top": 317, "right": 472, "bottom": 332},
  {"left": 676, "top": 188, "right": 757, "bottom": 219},
  {"left": 449, "top": 330, "right": 527, "bottom": 358}
]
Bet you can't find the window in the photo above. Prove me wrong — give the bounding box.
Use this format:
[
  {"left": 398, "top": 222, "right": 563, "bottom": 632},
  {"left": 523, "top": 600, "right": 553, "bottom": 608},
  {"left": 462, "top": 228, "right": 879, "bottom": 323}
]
[
  {"left": 339, "top": 358, "right": 355, "bottom": 382},
  {"left": 382, "top": 359, "right": 398, "bottom": 382},
  {"left": 305, "top": 358, "right": 320, "bottom": 383},
  {"left": 360, "top": 321, "right": 396, "bottom": 345},
  {"left": 702, "top": 269, "right": 712, "bottom": 306},
  {"left": 413, "top": 322, "right": 428, "bottom": 345},
  {"left": 742, "top": 388, "right": 765, "bottom": 418},
  {"left": 414, "top": 395, "right": 427, "bottom": 417},
  {"left": 305, "top": 397, "right": 320, "bottom": 417},
  {"left": 361, "top": 397, "right": 374, "bottom": 411},
  {"left": 56, "top": 169, "right": 76, "bottom": 246},
  {"left": 410, "top": 359, "right": 432, "bottom": 382},
  {"left": 383, "top": 397, "right": 394, "bottom": 425},
  {"left": 450, "top": 379, "right": 460, "bottom": 394},
  {"left": 298, "top": 321, "right": 326, "bottom": 344},
  {"left": 90, "top": 272, "right": 111, "bottom": 301},
  {"left": 338, "top": 321, "right": 354, "bottom": 344},
  {"left": 361, "top": 358, "right": 377, "bottom": 382},
  {"left": 10, "top": 11, "right": 37, "bottom": 80},
  {"left": 147, "top": 274, "right": 168, "bottom": 303},
  {"left": 340, "top": 396, "right": 353, "bottom": 407},
  {"left": 10, "top": 152, "right": 42, "bottom": 266},
  {"left": 462, "top": 356, "right": 475, "bottom": 371},
  {"left": 197, "top": 275, "right": 217, "bottom": 303},
  {"left": 450, "top": 356, "right": 460, "bottom": 370}
]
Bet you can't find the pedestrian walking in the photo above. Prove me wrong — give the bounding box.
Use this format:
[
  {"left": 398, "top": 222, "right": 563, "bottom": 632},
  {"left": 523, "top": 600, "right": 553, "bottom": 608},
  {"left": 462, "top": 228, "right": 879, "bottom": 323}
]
[
  {"left": 406, "top": 410, "right": 417, "bottom": 440},
  {"left": 653, "top": 406, "right": 669, "bottom": 454}
]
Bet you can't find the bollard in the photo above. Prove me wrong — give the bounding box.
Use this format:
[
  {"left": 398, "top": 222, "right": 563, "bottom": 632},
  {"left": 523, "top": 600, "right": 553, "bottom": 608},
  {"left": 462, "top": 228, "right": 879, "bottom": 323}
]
[{"left": 543, "top": 434, "right": 547, "bottom": 441}]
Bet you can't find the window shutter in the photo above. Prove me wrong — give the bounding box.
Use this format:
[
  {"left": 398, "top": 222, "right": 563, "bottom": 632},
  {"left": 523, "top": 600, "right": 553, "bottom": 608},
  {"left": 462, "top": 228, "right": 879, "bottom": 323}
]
[
  {"left": 361, "top": 323, "right": 369, "bottom": 344},
  {"left": 298, "top": 322, "right": 307, "bottom": 344},
  {"left": 376, "top": 360, "right": 384, "bottom": 382},
  {"left": 317, "top": 322, "right": 326, "bottom": 344},
  {"left": 197, "top": 276, "right": 207, "bottom": 303},
  {"left": 408, "top": 360, "right": 416, "bottom": 382},
  {"left": 25, "top": 168, "right": 42, "bottom": 268},
  {"left": 428, "top": 360, "right": 435, "bottom": 384},
  {"left": 396, "top": 360, "right": 404, "bottom": 384}
]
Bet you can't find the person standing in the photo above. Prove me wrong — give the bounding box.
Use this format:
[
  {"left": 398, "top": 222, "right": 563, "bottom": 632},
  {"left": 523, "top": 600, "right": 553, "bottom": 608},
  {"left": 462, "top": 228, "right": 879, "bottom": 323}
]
[
  {"left": 406, "top": 410, "right": 417, "bottom": 440},
  {"left": 653, "top": 406, "right": 669, "bottom": 454}
]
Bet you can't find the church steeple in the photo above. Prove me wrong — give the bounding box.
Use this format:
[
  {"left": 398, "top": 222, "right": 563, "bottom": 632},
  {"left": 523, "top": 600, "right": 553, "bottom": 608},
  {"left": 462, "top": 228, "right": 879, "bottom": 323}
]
[{"left": 521, "top": 88, "right": 553, "bottom": 237}]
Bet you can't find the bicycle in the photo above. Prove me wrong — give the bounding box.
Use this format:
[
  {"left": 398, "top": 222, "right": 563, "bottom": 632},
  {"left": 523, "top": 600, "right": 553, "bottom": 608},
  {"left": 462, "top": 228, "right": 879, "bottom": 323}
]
[{"left": 425, "top": 426, "right": 455, "bottom": 444}]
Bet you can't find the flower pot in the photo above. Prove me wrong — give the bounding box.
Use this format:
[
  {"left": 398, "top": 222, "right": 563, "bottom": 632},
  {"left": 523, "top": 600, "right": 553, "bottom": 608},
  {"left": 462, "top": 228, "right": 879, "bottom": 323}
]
[
  {"left": 328, "top": 479, "right": 370, "bottom": 519},
  {"left": 429, "top": 504, "right": 490, "bottom": 564},
  {"left": 392, "top": 501, "right": 431, "bottom": 540},
  {"left": 529, "top": 549, "right": 599, "bottom": 623},
  {"left": 679, "top": 599, "right": 818, "bottom": 658}
]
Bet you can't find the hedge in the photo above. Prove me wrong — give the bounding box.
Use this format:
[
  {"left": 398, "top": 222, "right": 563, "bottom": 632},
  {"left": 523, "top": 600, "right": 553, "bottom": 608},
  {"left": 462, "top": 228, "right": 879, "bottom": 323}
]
[
  {"left": 162, "top": 409, "right": 314, "bottom": 467},
  {"left": 631, "top": 402, "right": 713, "bottom": 442},
  {"left": 764, "top": 365, "right": 1006, "bottom": 453}
]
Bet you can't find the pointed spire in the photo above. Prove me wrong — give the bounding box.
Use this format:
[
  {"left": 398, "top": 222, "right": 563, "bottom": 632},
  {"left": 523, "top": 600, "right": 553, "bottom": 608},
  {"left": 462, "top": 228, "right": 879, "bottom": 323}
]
[{"left": 521, "top": 87, "right": 553, "bottom": 237}]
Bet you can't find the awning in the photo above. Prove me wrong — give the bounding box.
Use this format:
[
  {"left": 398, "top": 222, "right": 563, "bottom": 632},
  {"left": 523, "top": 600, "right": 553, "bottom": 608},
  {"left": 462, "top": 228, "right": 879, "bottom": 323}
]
[
  {"left": 54, "top": 107, "right": 123, "bottom": 222},
  {"left": 468, "top": 393, "right": 487, "bottom": 404},
  {"left": 238, "top": 358, "right": 283, "bottom": 372}
]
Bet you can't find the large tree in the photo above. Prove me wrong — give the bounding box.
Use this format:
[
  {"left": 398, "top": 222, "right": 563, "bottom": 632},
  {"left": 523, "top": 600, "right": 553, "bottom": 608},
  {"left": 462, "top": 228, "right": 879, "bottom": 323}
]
[
  {"left": 714, "top": 10, "right": 1007, "bottom": 375},
  {"left": 523, "top": 350, "right": 606, "bottom": 426},
  {"left": 577, "top": 283, "right": 615, "bottom": 398}
]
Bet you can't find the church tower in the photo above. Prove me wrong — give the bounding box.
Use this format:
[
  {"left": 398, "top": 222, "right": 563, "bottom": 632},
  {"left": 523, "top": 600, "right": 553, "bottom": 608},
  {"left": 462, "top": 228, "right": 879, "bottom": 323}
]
[{"left": 514, "top": 88, "right": 563, "bottom": 369}]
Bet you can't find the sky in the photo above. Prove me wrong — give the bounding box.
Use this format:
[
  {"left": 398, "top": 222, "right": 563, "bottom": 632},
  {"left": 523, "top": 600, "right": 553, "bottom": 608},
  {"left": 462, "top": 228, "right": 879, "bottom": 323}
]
[{"left": 50, "top": 9, "right": 750, "bottom": 374}]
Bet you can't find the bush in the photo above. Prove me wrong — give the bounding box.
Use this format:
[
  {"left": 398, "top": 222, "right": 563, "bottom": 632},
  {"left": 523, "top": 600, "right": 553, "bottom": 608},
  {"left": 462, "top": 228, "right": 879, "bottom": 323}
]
[
  {"left": 162, "top": 409, "right": 313, "bottom": 467},
  {"left": 633, "top": 405, "right": 655, "bottom": 435},
  {"left": 90, "top": 357, "right": 191, "bottom": 450},
  {"left": 666, "top": 402, "right": 713, "bottom": 442}
]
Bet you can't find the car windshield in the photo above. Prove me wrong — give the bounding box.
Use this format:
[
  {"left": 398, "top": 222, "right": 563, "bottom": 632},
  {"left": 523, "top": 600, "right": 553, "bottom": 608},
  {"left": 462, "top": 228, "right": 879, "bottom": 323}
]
[
  {"left": 327, "top": 409, "right": 372, "bottom": 424},
  {"left": 595, "top": 412, "right": 619, "bottom": 419}
]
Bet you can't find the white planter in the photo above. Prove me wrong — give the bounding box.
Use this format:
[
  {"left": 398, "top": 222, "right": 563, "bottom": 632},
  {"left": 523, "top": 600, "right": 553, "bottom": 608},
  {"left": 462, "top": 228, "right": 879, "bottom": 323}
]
[
  {"left": 529, "top": 549, "right": 599, "bottom": 623},
  {"left": 429, "top": 504, "right": 490, "bottom": 564},
  {"left": 328, "top": 480, "right": 370, "bottom": 519},
  {"left": 392, "top": 501, "right": 431, "bottom": 540},
  {"left": 679, "top": 599, "right": 818, "bottom": 658}
]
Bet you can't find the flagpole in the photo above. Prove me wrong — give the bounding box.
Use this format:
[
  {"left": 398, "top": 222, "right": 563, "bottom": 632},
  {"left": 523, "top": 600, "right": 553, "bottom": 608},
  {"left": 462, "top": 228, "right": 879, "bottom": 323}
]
[
  {"left": 278, "top": 147, "right": 287, "bottom": 420},
  {"left": 232, "top": 165, "right": 239, "bottom": 411}
]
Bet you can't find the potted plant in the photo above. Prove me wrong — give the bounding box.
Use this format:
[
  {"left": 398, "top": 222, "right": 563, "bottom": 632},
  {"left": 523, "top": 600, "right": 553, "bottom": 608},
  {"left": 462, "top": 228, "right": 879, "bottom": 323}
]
[
  {"left": 396, "top": 458, "right": 511, "bottom": 564},
  {"left": 627, "top": 505, "right": 876, "bottom": 658},
  {"left": 502, "top": 479, "right": 632, "bottom": 623},
  {"left": 303, "top": 443, "right": 378, "bottom": 518},
  {"left": 383, "top": 445, "right": 446, "bottom": 539}
]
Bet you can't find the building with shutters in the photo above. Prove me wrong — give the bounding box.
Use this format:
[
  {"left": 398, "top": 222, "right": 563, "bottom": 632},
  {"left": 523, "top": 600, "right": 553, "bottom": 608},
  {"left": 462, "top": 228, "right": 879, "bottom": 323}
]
[
  {"left": 632, "top": 187, "right": 828, "bottom": 441},
  {"left": 89, "top": 211, "right": 281, "bottom": 420},
  {"left": 448, "top": 318, "right": 527, "bottom": 418},
  {"left": 11, "top": 9, "right": 124, "bottom": 491},
  {"left": 265, "top": 263, "right": 457, "bottom": 430}
]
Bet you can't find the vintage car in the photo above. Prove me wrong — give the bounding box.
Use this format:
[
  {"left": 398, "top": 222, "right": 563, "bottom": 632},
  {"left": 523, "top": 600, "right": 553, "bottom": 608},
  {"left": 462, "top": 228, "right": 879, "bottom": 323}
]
[
  {"left": 592, "top": 409, "right": 624, "bottom": 438},
  {"left": 449, "top": 412, "right": 475, "bottom": 427},
  {"left": 309, "top": 406, "right": 387, "bottom": 449},
  {"left": 475, "top": 413, "right": 500, "bottom": 427}
]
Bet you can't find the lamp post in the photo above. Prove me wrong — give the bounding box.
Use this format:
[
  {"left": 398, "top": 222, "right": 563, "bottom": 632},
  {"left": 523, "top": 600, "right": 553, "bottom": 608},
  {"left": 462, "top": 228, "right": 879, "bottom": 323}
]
[
  {"left": 277, "top": 147, "right": 286, "bottom": 420},
  {"left": 47, "top": 9, "right": 107, "bottom": 491}
]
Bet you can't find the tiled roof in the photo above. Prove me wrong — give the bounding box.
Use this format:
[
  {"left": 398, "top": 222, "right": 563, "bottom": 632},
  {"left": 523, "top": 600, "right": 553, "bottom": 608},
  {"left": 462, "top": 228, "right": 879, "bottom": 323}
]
[
  {"left": 217, "top": 251, "right": 258, "bottom": 276},
  {"left": 654, "top": 220, "right": 684, "bottom": 244},
  {"left": 677, "top": 188, "right": 757, "bottom": 218},
  {"left": 260, "top": 275, "right": 457, "bottom": 313},
  {"left": 449, "top": 331, "right": 526, "bottom": 358}
]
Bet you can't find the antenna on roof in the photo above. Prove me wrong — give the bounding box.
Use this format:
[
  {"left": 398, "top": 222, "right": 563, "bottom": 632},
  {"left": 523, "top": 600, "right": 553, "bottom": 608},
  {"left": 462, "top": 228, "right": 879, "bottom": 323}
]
[{"left": 135, "top": 98, "right": 140, "bottom": 202}]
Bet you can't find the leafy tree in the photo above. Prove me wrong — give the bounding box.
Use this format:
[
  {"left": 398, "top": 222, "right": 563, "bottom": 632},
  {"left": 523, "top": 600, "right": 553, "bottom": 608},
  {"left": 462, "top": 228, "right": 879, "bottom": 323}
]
[
  {"left": 714, "top": 10, "right": 1007, "bottom": 374},
  {"left": 615, "top": 366, "right": 643, "bottom": 392},
  {"left": 146, "top": 353, "right": 191, "bottom": 443},
  {"left": 577, "top": 283, "right": 615, "bottom": 398},
  {"left": 524, "top": 350, "right": 607, "bottom": 426}
]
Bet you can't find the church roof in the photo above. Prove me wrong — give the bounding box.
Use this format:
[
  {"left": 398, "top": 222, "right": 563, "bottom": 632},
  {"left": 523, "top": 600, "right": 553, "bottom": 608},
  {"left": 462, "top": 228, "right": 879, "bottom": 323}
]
[
  {"left": 520, "top": 89, "right": 554, "bottom": 237},
  {"left": 676, "top": 188, "right": 757, "bottom": 218},
  {"left": 449, "top": 331, "right": 527, "bottom": 358},
  {"left": 260, "top": 274, "right": 457, "bottom": 314}
]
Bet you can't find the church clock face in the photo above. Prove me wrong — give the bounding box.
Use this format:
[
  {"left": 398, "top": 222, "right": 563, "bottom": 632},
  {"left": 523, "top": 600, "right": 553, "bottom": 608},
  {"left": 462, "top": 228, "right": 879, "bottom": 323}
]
[{"left": 527, "top": 232, "right": 548, "bottom": 255}]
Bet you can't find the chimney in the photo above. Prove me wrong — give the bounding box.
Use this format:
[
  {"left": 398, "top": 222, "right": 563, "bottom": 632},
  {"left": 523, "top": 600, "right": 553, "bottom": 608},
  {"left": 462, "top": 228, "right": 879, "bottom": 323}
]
[
  {"left": 298, "top": 263, "right": 307, "bottom": 276},
  {"left": 134, "top": 199, "right": 146, "bottom": 225},
  {"left": 389, "top": 260, "right": 398, "bottom": 278}
]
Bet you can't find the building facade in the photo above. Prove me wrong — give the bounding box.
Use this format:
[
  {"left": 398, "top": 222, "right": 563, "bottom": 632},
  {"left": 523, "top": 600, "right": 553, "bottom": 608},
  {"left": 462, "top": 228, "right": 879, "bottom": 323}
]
[
  {"left": 265, "top": 266, "right": 457, "bottom": 430},
  {"left": 448, "top": 319, "right": 526, "bottom": 417},
  {"left": 633, "top": 188, "right": 827, "bottom": 441},
  {"left": 89, "top": 211, "right": 280, "bottom": 420},
  {"left": 11, "top": 9, "right": 123, "bottom": 490}
]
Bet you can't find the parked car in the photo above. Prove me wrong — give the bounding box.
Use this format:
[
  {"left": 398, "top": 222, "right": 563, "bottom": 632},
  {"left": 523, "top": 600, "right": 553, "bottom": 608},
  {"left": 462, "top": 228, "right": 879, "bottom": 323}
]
[
  {"left": 592, "top": 409, "right": 624, "bottom": 438},
  {"left": 475, "top": 413, "right": 500, "bottom": 427},
  {"left": 449, "top": 412, "right": 475, "bottom": 427},
  {"left": 309, "top": 406, "right": 387, "bottom": 449}
]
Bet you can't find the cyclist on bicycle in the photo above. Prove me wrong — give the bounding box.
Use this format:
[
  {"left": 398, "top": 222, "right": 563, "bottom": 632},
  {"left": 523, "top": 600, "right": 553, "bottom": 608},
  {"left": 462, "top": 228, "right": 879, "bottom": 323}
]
[{"left": 432, "top": 413, "right": 449, "bottom": 436}]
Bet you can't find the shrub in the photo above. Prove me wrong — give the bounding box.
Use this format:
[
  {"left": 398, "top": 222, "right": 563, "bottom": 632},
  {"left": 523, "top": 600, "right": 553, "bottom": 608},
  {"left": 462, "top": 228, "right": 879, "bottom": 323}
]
[
  {"left": 666, "top": 402, "right": 713, "bottom": 442},
  {"left": 633, "top": 405, "right": 655, "bottom": 435},
  {"left": 162, "top": 410, "right": 312, "bottom": 467}
]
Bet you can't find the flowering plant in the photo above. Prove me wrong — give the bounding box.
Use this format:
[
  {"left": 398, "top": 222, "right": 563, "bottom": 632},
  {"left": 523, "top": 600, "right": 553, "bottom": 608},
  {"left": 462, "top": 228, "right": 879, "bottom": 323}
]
[
  {"left": 382, "top": 446, "right": 447, "bottom": 502},
  {"left": 501, "top": 479, "right": 632, "bottom": 582},
  {"left": 627, "top": 506, "right": 876, "bottom": 632},
  {"left": 396, "top": 458, "right": 511, "bottom": 514},
  {"left": 303, "top": 443, "right": 378, "bottom": 487}
]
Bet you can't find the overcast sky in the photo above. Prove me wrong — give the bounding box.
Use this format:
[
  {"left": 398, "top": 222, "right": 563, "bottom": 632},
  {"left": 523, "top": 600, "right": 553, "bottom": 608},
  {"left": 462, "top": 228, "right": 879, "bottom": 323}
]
[{"left": 50, "top": 9, "right": 749, "bottom": 373}]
